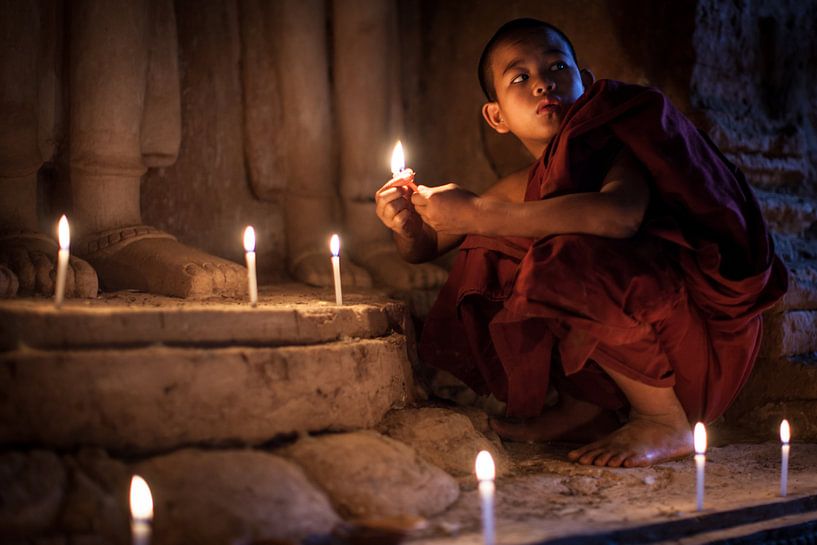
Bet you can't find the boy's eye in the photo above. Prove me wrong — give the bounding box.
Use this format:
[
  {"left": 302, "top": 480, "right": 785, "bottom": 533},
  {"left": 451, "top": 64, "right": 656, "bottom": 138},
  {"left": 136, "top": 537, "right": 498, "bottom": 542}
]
[
  {"left": 550, "top": 61, "right": 567, "bottom": 71},
  {"left": 511, "top": 73, "right": 529, "bottom": 84}
]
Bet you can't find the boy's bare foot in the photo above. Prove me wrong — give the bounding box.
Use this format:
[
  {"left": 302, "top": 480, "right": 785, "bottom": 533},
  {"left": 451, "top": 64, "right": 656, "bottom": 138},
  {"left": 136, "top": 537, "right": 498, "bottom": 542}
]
[
  {"left": 78, "top": 226, "right": 244, "bottom": 299},
  {"left": 356, "top": 246, "right": 448, "bottom": 290},
  {"left": 567, "top": 410, "right": 692, "bottom": 467},
  {"left": 290, "top": 251, "right": 373, "bottom": 288},
  {"left": 490, "top": 392, "right": 620, "bottom": 444},
  {"left": 1, "top": 232, "right": 99, "bottom": 298}
]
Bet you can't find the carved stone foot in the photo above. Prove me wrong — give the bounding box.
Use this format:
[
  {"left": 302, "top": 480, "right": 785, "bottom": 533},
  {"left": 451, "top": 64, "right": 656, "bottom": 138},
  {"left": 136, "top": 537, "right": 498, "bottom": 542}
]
[
  {"left": 0, "top": 231, "right": 99, "bottom": 298},
  {"left": 77, "top": 225, "right": 246, "bottom": 299},
  {"left": 289, "top": 249, "right": 373, "bottom": 288},
  {"left": 356, "top": 244, "right": 448, "bottom": 291},
  {"left": 0, "top": 264, "right": 18, "bottom": 297}
]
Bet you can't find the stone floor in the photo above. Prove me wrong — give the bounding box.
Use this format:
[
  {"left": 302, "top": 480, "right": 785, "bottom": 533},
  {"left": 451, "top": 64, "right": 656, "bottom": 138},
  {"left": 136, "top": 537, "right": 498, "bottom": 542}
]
[
  {"left": 410, "top": 438, "right": 817, "bottom": 544},
  {"left": 2, "top": 287, "right": 816, "bottom": 545}
]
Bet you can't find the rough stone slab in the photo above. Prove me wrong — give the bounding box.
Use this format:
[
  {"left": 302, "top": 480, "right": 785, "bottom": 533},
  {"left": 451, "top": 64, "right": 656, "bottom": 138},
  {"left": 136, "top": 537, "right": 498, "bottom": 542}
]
[
  {"left": 136, "top": 449, "right": 339, "bottom": 544},
  {"left": 755, "top": 189, "right": 817, "bottom": 236},
  {"left": 377, "top": 407, "right": 511, "bottom": 478},
  {"left": 761, "top": 310, "right": 817, "bottom": 358},
  {"left": 284, "top": 430, "right": 460, "bottom": 518},
  {"left": 0, "top": 284, "right": 403, "bottom": 350},
  {"left": 0, "top": 335, "right": 413, "bottom": 451},
  {"left": 782, "top": 261, "right": 817, "bottom": 310},
  {"left": 0, "top": 451, "right": 65, "bottom": 537},
  {"left": 726, "top": 355, "right": 817, "bottom": 439}
]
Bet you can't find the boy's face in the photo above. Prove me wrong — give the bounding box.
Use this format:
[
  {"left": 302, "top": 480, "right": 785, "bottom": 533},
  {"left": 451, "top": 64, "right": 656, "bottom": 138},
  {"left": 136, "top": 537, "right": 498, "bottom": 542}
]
[{"left": 482, "top": 29, "right": 591, "bottom": 156}]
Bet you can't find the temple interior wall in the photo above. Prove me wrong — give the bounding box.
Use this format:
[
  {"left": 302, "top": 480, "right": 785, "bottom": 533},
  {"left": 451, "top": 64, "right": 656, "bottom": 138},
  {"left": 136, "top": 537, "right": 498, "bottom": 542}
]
[{"left": 29, "top": 0, "right": 815, "bottom": 277}]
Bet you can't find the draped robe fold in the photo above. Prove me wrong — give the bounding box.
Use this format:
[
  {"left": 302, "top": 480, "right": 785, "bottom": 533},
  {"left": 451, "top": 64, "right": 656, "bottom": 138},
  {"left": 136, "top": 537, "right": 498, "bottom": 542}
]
[{"left": 419, "top": 80, "right": 788, "bottom": 422}]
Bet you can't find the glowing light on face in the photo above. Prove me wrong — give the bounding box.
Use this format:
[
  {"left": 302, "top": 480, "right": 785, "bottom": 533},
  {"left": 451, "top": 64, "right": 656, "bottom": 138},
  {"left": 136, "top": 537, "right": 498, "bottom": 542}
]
[
  {"left": 780, "top": 419, "right": 791, "bottom": 444},
  {"left": 243, "top": 226, "right": 256, "bottom": 252},
  {"left": 58, "top": 215, "right": 70, "bottom": 250},
  {"left": 129, "top": 475, "right": 153, "bottom": 520},
  {"left": 475, "top": 450, "right": 496, "bottom": 481},
  {"left": 390, "top": 141, "right": 405, "bottom": 176},
  {"left": 694, "top": 422, "right": 707, "bottom": 455},
  {"left": 330, "top": 234, "right": 340, "bottom": 257}
]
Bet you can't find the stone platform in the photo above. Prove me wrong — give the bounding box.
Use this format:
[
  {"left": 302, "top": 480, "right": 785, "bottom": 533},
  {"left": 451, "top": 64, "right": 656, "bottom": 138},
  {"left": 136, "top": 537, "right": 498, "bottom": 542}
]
[{"left": 0, "top": 285, "right": 416, "bottom": 452}]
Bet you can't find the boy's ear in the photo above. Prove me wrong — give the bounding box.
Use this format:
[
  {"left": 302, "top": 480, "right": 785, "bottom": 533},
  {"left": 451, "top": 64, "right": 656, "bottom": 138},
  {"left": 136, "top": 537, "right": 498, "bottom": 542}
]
[
  {"left": 580, "top": 68, "right": 595, "bottom": 90},
  {"left": 482, "top": 102, "right": 510, "bottom": 134}
]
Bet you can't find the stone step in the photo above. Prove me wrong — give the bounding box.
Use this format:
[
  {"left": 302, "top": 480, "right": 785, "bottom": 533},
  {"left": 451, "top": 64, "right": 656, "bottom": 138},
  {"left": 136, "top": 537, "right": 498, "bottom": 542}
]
[
  {"left": 0, "top": 335, "right": 414, "bottom": 452},
  {"left": 761, "top": 310, "right": 817, "bottom": 358},
  {"left": 726, "top": 353, "right": 817, "bottom": 438},
  {"left": 755, "top": 188, "right": 816, "bottom": 236},
  {"left": 781, "top": 260, "right": 817, "bottom": 310},
  {"left": 0, "top": 284, "right": 405, "bottom": 350}
]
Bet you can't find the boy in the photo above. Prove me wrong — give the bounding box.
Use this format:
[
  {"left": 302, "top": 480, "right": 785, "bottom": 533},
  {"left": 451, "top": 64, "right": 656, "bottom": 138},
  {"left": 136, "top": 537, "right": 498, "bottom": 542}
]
[{"left": 374, "top": 19, "right": 787, "bottom": 467}]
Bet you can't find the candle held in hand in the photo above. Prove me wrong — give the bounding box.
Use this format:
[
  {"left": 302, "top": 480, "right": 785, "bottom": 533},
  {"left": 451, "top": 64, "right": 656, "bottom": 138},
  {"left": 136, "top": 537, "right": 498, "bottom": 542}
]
[
  {"left": 330, "top": 234, "right": 342, "bottom": 305},
  {"left": 243, "top": 226, "right": 258, "bottom": 307},
  {"left": 780, "top": 419, "right": 791, "bottom": 497},
  {"left": 130, "top": 475, "right": 153, "bottom": 545},
  {"left": 694, "top": 422, "right": 706, "bottom": 512},
  {"left": 387, "top": 140, "right": 418, "bottom": 191},
  {"left": 54, "top": 215, "right": 70, "bottom": 308},
  {"left": 475, "top": 450, "right": 496, "bottom": 545}
]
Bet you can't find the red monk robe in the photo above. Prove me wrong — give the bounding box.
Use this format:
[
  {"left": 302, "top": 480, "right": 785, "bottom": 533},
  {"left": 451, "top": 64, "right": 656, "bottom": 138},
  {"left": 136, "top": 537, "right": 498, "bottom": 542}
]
[{"left": 419, "top": 80, "right": 788, "bottom": 423}]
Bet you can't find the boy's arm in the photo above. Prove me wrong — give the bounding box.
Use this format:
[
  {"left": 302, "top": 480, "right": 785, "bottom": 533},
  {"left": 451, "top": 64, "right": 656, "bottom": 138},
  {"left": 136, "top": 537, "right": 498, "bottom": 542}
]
[{"left": 414, "top": 149, "right": 649, "bottom": 240}]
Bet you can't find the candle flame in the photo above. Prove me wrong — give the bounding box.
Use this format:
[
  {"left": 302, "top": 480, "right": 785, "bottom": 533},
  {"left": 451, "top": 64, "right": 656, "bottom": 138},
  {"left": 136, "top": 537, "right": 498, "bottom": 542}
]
[
  {"left": 58, "top": 215, "right": 70, "bottom": 250},
  {"left": 475, "top": 450, "right": 495, "bottom": 481},
  {"left": 129, "top": 475, "right": 153, "bottom": 520},
  {"left": 330, "top": 234, "right": 340, "bottom": 257},
  {"left": 694, "top": 422, "right": 707, "bottom": 454},
  {"left": 780, "top": 419, "right": 791, "bottom": 444},
  {"left": 390, "top": 141, "right": 405, "bottom": 176},
  {"left": 243, "top": 226, "right": 256, "bottom": 252}
]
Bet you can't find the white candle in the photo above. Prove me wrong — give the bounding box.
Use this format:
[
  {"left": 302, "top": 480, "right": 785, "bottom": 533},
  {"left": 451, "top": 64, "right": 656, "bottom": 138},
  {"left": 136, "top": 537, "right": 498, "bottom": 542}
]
[
  {"left": 330, "top": 234, "right": 342, "bottom": 306},
  {"left": 243, "top": 226, "right": 258, "bottom": 307},
  {"left": 129, "top": 475, "right": 153, "bottom": 545},
  {"left": 475, "top": 450, "right": 496, "bottom": 545},
  {"left": 694, "top": 422, "right": 706, "bottom": 512},
  {"left": 387, "top": 140, "right": 418, "bottom": 191},
  {"left": 780, "top": 419, "right": 791, "bottom": 497},
  {"left": 54, "top": 215, "right": 70, "bottom": 308}
]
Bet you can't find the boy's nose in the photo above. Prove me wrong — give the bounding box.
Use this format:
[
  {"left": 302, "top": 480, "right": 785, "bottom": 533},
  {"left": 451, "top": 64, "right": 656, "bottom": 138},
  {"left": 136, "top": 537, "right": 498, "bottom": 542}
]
[{"left": 534, "top": 78, "right": 556, "bottom": 95}]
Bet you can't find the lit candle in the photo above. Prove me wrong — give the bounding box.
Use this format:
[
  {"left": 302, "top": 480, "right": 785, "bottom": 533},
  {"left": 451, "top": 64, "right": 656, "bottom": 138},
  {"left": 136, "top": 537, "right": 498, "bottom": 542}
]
[
  {"left": 475, "top": 450, "right": 496, "bottom": 545},
  {"left": 129, "top": 475, "right": 153, "bottom": 545},
  {"left": 780, "top": 419, "right": 791, "bottom": 497},
  {"left": 386, "top": 140, "right": 418, "bottom": 191},
  {"left": 243, "top": 226, "right": 258, "bottom": 307},
  {"left": 54, "top": 215, "right": 70, "bottom": 308},
  {"left": 694, "top": 422, "right": 706, "bottom": 512},
  {"left": 330, "top": 234, "right": 342, "bottom": 306}
]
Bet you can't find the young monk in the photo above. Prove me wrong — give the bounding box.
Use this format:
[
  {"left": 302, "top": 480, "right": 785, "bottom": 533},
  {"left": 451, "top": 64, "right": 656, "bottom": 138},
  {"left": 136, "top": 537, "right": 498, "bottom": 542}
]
[{"left": 374, "top": 19, "right": 787, "bottom": 467}]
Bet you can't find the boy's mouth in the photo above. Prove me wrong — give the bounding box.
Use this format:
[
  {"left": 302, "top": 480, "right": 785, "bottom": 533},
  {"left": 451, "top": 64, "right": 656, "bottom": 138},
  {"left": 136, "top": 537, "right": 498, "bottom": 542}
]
[{"left": 536, "top": 98, "right": 561, "bottom": 115}]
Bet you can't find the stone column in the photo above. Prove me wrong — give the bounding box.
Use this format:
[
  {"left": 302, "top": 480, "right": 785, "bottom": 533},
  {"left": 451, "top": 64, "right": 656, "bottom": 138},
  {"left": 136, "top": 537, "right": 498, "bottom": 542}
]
[
  {"left": 333, "top": 0, "right": 446, "bottom": 290},
  {"left": 68, "top": 0, "right": 148, "bottom": 237}
]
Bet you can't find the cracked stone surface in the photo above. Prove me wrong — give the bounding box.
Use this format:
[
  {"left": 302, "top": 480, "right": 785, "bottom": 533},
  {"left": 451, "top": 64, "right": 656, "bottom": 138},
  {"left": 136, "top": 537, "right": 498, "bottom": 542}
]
[
  {"left": 0, "top": 335, "right": 414, "bottom": 451},
  {"left": 377, "top": 406, "right": 511, "bottom": 478},
  {"left": 283, "top": 430, "right": 460, "bottom": 519}
]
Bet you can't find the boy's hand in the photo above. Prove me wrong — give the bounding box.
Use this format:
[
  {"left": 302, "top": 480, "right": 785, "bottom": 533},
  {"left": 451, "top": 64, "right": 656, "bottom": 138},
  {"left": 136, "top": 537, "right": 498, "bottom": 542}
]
[
  {"left": 375, "top": 173, "right": 424, "bottom": 239},
  {"left": 411, "top": 183, "right": 479, "bottom": 235}
]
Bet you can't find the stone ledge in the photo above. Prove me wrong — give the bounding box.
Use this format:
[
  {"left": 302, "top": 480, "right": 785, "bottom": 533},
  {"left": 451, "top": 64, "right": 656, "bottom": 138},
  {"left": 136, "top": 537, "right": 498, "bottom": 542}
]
[
  {"left": 761, "top": 310, "right": 817, "bottom": 358},
  {"left": 0, "top": 335, "right": 414, "bottom": 452},
  {"left": 755, "top": 189, "right": 817, "bottom": 236},
  {"left": 0, "top": 284, "right": 403, "bottom": 350},
  {"left": 781, "top": 261, "right": 817, "bottom": 310}
]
